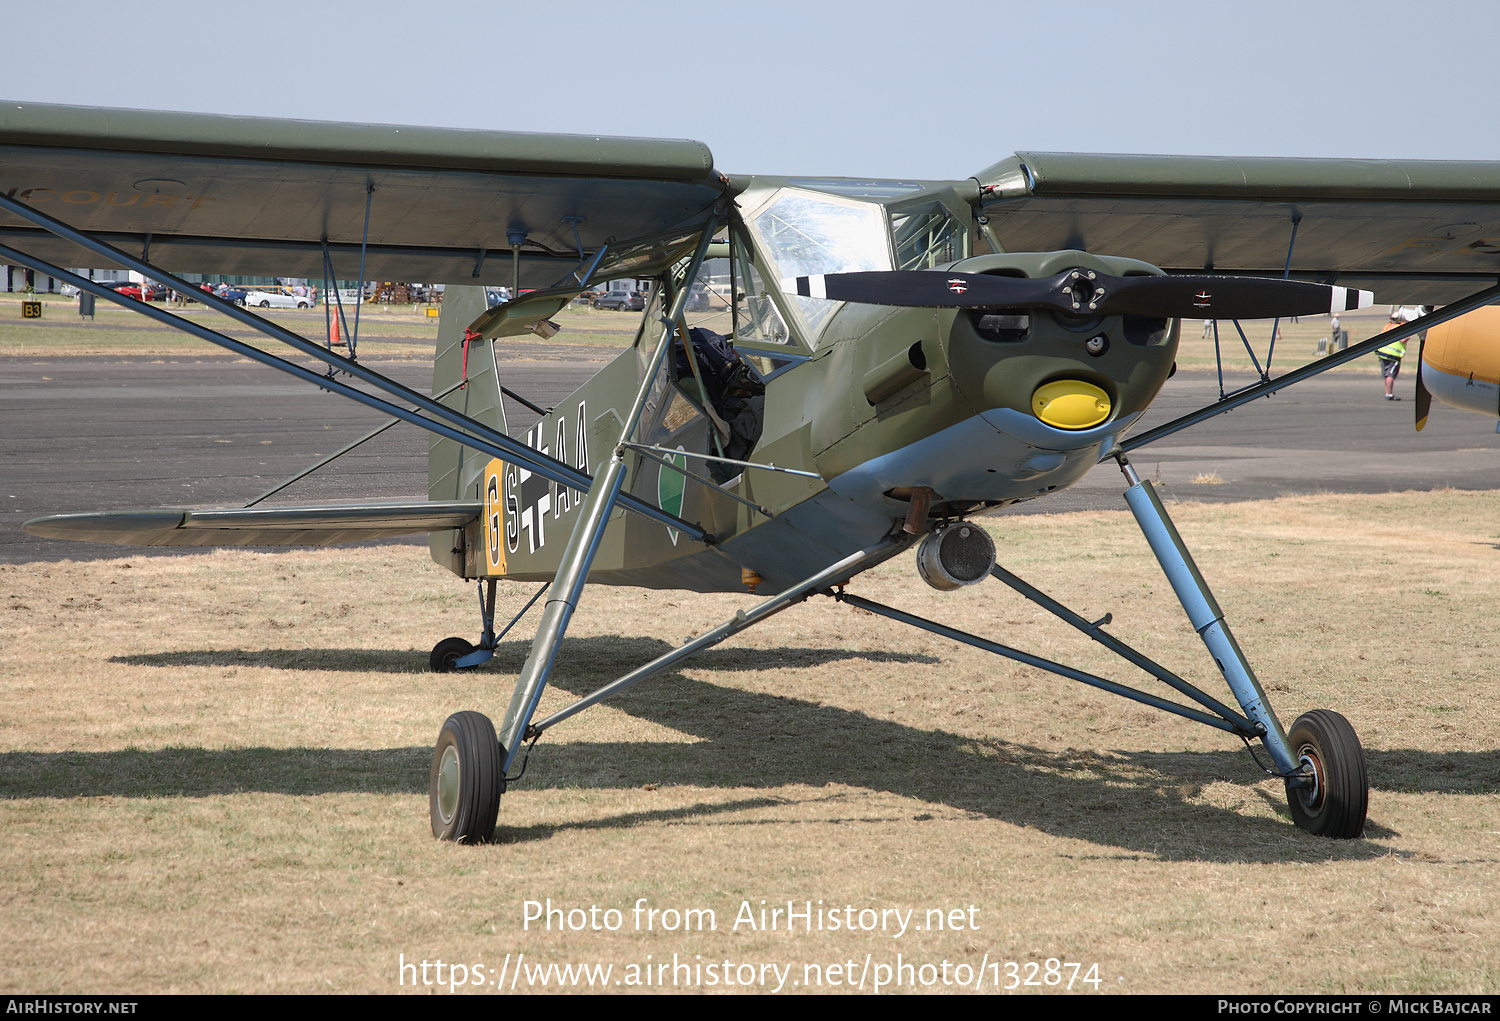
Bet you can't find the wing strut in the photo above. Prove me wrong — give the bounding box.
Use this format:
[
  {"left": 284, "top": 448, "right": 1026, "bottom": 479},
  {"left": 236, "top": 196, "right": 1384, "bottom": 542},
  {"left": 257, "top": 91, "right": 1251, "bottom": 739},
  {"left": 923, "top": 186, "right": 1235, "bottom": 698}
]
[
  {"left": 1115, "top": 281, "right": 1500, "bottom": 456},
  {"left": 0, "top": 193, "right": 705, "bottom": 540},
  {"left": 1262, "top": 212, "right": 1302, "bottom": 376},
  {"left": 244, "top": 378, "right": 465, "bottom": 507},
  {"left": 1206, "top": 213, "right": 1304, "bottom": 394}
]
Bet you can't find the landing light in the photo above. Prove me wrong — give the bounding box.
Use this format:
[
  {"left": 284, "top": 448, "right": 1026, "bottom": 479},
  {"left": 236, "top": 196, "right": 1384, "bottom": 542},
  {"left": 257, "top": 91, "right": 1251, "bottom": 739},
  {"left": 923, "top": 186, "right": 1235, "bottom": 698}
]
[{"left": 1032, "top": 380, "right": 1111, "bottom": 429}]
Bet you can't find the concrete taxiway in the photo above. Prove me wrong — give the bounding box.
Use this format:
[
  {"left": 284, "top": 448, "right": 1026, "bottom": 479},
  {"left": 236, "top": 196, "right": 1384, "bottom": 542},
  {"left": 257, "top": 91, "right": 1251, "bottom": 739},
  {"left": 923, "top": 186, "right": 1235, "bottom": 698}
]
[{"left": 3, "top": 348, "right": 1498, "bottom": 563}]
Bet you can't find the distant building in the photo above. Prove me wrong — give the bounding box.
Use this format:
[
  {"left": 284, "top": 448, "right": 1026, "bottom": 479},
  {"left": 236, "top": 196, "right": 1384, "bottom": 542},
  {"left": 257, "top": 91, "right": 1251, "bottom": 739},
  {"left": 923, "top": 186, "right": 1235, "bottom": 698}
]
[{"left": 1, "top": 266, "right": 124, "bottom": 291}]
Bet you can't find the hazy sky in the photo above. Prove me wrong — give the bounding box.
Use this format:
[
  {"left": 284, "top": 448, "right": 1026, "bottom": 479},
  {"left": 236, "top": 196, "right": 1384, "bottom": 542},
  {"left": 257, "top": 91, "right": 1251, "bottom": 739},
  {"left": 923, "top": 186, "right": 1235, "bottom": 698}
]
[{"left": 4, "top": 0, "right": 1496, "bottom": 179}]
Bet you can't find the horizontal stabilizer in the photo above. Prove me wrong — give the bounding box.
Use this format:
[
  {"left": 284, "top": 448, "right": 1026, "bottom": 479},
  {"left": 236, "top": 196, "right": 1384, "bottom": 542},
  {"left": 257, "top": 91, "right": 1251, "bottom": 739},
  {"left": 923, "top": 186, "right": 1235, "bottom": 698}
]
[{"left": 23, "top": 501, "right": 481, "bottom": 547}]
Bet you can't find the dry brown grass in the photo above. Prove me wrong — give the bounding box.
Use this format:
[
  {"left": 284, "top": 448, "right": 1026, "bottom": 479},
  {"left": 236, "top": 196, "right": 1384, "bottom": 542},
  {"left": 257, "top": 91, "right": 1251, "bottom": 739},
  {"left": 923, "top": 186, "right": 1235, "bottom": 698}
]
[
  {"left": 2, "top": 490, "right": 1498, "bottom": 994},
  {"left": 1175, "top": 315, "right": 1387, "bottom": 374}
]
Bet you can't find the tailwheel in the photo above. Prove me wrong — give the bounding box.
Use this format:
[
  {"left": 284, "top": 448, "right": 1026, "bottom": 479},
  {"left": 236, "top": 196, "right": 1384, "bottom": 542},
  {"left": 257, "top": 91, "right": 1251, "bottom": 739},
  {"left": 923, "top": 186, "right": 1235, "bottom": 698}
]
[
  {"left": 429, "top": 711, "right": 504, "bottom": 843},
  {"left": 1284, "top": 710, "right": 1368, "bottom": 839},
  {"left": 430, "top": 636, "right": 475, "bottom": 673}
]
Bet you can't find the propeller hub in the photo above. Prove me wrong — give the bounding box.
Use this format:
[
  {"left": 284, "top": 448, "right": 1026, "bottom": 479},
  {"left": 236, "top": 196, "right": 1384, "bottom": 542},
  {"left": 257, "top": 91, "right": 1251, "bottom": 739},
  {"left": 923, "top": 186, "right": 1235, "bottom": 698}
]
[{"left": 1061, "top": 269, "right": 1105, "bottom": 313}]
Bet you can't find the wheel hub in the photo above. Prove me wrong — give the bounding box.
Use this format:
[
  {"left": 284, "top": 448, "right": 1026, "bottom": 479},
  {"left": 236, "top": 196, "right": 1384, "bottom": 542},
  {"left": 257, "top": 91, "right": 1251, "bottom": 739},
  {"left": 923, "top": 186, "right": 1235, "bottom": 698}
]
[
  {"left": 437, "top": 745, "right": 461, "bottom": 825},
  {"left": 1297, "top": 751, "right": 1324, "bottom": 810}
]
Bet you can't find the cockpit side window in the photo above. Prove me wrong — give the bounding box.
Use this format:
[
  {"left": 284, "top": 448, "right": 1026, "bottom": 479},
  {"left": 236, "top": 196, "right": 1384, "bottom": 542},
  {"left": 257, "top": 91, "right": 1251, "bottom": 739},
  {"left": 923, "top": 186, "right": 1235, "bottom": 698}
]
[
  {"left": 731, "top": 230, "right": 794, "bottom": 348},
  {"left": 684, "top": 253, "right": 735, "bottom": 338},
  {"left": 891, "top": 202, "right": 966, "bottom": 270}
]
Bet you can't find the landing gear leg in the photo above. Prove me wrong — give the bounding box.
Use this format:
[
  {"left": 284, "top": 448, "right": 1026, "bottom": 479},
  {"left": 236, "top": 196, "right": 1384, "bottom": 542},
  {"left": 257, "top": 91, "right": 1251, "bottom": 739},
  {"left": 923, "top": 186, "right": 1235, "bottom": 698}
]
[
  {"left": 1115, "top": 457, "right": 1367, "bottom": 838},
  {"left": 426, "top": 214, "right": 723, "bottom": 844}
]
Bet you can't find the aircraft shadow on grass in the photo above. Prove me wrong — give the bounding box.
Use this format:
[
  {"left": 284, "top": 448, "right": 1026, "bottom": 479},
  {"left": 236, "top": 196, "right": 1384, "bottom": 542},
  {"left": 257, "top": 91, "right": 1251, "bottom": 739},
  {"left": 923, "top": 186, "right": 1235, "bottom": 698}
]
[
  {"left": 108, "top": 641, "right": 939, "bottom": 674},
  {"left": 12, "top": 636, "right": 1496, "bottom": 862}
]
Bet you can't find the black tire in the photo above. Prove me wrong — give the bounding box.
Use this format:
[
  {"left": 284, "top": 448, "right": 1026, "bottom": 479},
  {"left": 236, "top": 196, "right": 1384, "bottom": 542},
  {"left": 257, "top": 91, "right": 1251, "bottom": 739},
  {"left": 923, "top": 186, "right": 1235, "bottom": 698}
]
[
  {"left": 297, "top": 301, "right": 310, "bottom": 309},
  {"left": 258, "top": 300, "right": 271, "bottom": 308},
  {"left": 430, "top": 636, "right": 475, "bottom": 673},
  {"left": 1284, "top": 709, "right": 1368, "bottom": 839},
  {"left": 429, "top": 711, "right": 504, "bottom": 843}
]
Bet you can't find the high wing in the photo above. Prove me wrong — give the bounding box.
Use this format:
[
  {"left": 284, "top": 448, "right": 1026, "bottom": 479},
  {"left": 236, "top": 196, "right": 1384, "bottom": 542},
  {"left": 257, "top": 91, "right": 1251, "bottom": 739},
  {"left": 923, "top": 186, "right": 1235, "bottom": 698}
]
[
  {"left": 24, "top": 502, "right": 481, "bottom": 547},
  {"left": 0, "top": 101, "right": 724, "bottom": 286},
  {"left": 7, "top": 102, "right": 1499, "bottom": 300},
  {"left": 975, "top": 152, "right": 1500, "bottom": 304}
]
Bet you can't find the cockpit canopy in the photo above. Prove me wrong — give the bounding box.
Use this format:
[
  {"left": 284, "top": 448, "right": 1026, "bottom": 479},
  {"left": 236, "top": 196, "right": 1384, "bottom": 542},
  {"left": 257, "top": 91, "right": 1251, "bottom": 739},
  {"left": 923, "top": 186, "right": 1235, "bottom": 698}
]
[{"left": 728, "top": 180, "right": 971, "bottom": 347}]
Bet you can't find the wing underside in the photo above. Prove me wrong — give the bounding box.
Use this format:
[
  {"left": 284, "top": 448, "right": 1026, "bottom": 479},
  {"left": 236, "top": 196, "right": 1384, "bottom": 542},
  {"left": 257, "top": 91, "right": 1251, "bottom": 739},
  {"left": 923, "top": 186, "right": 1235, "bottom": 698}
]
[
  {"left": 0, "top": 102, "right": 722, "bottom": 287},
  {"left": 976, "top": 152, "right": 1500, "bottom": 304},
  {"left": 22, "top": 502, "right": 481, "bottom": 547}
]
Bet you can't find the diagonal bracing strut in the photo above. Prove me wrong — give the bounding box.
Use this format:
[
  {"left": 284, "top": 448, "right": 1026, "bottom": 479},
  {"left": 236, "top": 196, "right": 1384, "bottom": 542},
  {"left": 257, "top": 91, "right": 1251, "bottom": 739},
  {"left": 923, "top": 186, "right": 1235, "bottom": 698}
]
[
  {"left": 525, "top": 538, "right": 910, "bottom": 740},
  {"left": 0, "top": 247, "right": 637, "bottom": 508},
  {"left": 831, "top": 591, "right": 1258, "bottom": 736},
  {"left": 1118, "top": 282, "right": 1500, "bottom": 455}
]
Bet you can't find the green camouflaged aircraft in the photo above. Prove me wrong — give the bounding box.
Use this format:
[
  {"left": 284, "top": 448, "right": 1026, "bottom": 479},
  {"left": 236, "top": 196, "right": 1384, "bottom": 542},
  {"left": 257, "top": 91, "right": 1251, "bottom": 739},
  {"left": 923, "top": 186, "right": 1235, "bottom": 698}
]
[{"left": 10, "top": 102, "right": 1500, "bottom": 843}]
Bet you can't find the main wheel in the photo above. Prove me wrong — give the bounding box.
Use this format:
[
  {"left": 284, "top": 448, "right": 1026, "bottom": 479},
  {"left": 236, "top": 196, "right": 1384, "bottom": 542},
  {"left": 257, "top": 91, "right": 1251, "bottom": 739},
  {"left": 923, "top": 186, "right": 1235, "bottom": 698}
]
[
  {"left": 430, "top": 636, "right": 475, "bottom": 672},
  {"left": 429, "top": 711, "right": 504, "bottom": 843},
  {"left": 258, "top": 300, "right": 271, "bottom": 308},
  {"left": 1284, "top": 709, "right": 1368, "bottom": 838}
]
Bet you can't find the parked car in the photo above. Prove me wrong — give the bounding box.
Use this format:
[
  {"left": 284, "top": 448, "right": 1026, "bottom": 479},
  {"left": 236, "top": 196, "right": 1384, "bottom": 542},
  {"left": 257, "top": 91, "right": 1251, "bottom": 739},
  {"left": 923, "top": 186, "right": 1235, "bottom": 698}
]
[
  {"left": 593, "top": 290, "right": 645, "bottom": 311},
  {"left": 244, "top": 289, "right": 314, "bottom": 309},
  {"left": 105, "top": 281, "right": 148, "bottom": 301},
  {"left": 102, "top": 281, "right": 170, "bottom": 301}
]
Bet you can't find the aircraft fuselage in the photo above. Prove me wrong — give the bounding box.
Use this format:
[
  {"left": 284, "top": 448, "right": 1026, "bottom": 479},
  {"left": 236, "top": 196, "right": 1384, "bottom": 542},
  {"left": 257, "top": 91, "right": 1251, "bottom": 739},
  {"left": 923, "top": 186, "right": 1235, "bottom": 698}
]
[{"left": 455, "top": 250, "right": 1180, "bottom": 594}]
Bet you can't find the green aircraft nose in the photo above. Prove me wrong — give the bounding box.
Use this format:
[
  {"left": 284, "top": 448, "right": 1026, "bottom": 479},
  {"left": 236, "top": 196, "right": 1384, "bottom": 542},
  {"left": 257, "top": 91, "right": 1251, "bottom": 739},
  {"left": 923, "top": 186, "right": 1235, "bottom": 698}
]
[{"left": 939, "top": 253, "right": 1179, "bottom": 433}]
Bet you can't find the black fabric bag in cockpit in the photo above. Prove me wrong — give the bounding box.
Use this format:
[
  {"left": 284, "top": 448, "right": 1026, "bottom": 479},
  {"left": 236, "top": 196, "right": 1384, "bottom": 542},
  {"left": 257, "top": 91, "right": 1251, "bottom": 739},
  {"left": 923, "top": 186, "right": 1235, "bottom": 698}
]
[{"left": 676, "top": 327, "right": 766, "bottom": 482}]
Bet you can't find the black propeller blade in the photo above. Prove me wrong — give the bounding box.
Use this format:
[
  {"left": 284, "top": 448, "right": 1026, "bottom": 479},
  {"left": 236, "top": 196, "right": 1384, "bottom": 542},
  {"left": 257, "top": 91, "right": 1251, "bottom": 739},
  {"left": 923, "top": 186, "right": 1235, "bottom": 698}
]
[{"left": 783, "top": 268, "right": 1373, "bottom": 320}]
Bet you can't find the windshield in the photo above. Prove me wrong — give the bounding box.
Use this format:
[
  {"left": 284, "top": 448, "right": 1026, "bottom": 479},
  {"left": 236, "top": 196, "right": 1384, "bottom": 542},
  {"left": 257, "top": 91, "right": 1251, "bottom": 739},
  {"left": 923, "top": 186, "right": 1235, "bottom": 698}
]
[{"left": 750, "top": 189, "right": 892, "bottom": 335}]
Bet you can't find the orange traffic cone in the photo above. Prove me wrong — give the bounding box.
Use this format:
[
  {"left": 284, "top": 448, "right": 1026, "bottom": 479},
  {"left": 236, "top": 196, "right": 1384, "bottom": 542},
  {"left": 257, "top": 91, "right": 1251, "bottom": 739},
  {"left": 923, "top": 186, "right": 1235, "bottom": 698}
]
[{"left": 331, "top": 314, "right": 342, "bottom": 347}]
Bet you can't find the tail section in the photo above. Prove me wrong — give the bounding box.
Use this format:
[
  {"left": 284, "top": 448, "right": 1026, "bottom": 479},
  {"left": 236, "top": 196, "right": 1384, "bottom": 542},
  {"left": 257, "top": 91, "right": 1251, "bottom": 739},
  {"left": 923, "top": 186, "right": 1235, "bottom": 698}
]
[{"left": 429, "top": 286, "right": 508, "bottom": 574}]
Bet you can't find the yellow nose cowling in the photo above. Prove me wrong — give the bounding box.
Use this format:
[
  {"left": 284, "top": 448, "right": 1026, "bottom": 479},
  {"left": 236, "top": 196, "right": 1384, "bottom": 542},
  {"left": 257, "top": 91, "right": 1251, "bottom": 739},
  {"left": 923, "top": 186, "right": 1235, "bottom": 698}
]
[{"left": 1031, "top": 380, "right": 1112, "bottom": 429}]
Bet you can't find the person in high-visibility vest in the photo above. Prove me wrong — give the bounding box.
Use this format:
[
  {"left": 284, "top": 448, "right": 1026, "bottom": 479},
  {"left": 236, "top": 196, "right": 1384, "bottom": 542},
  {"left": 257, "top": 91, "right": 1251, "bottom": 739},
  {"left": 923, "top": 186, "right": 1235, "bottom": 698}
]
[{"left": 1377, "top": 315, "right": 1407, "bottom": 400}]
